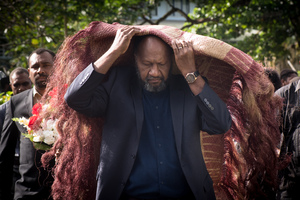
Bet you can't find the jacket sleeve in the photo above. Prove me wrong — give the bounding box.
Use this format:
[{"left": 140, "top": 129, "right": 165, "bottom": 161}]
[
  {"left": 195, "top": 83, "right": 232, "bottom": 135},
  {"left": 0, "top": 99, "right": 18, "bottom": 200},
  {"left": 64, "top": 63, "right": 115, "bottom": 117}
]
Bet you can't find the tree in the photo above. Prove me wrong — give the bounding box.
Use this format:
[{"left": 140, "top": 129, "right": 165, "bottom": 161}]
[
  {"left": 139, "top": 0, "right": 300, "bottom": 69},
  {"left": 1, "top": 0, "right": 299, "bottom": 70},
  {"left": 185, "top": 0, "right": 300, "bottom": 68},
  {"left": 0, "top": 0, "right": 155, "bottom": 69}
]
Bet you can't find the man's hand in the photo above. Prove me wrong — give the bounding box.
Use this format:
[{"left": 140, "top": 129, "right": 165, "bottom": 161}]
[
  {"left": 109, "top": 26, "right": 141, "bottom": 56},
  {"left": 93, "top": 26, "right": 140, "bottom": 74},
  {"left": 171, "top": 40, "right": 196, "bottom": 75},
  {"left": 171, "top": 39, "right": 205, "bottom": 95}
]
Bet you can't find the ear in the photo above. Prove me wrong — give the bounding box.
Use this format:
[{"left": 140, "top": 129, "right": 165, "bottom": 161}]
[{"left": 281, "top": 79, "right": 286, "bottom": 86}]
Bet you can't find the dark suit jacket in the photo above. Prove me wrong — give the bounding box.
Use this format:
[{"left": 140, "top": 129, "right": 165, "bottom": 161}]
[
  {"left": 65, "top": 64, "right": 232, "bottom": 200},
  {"left": 0, "top": 101, "right": 7, "bottom": 138},
  {"left": 0, "top": 89, "right": 52, "bottom": 200}
]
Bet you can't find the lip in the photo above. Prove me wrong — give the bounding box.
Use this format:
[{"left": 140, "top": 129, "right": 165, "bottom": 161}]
[{"left": 148, "top": 79, "right": 161, "bottom": 84}]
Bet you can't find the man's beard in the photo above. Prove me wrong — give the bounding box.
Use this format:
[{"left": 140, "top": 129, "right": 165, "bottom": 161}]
[
  {"left": 34, "top": 74, "right": 48, "bottom": 89},
  {"left": 144, "top": 76, "right": 167, "bottom": 92},
  {"left": 136, "top": 70, "right": 167, "bottom": 93}
]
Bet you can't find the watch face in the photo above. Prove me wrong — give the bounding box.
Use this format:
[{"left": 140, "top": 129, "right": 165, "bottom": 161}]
[{"left": 186, "top": 74, "right": 195, "bottom": 83}]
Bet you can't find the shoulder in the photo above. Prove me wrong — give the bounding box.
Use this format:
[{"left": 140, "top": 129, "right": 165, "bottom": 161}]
[
  {"left": 10, "top": 89, "right": 32, "bottom": 101},
  {"left": 0, "top": 102, "right": 7, "bottom": 111},
  {"left": 8, "top": 89, "right": 33, "bottom": 108},
  {"left": 275, "top": 80, "right": 299, "bottom": 98},
  {"left": 105, "top": 65, "right": 137, "bottom": 84}
]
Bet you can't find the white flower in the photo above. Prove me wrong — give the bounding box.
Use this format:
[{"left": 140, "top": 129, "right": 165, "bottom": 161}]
[
  {"left": 46, "top": 119, "right": 56, "bottom": 131},
  {"left": 18, "top": 117, "right": 29, "bottom": 130},
  {"left": 43, "top": 130, "right": 57, "bottom": 145},
  {"left": 33, "top": 129, "right": 44, "bottom": 142}
]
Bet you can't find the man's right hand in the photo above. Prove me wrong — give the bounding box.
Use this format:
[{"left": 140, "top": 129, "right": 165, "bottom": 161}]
[
  {"left": 110, "top": 26, "right": 141, "bottom": 56},
  {"left": 93, "top": 26, "right": 140, "bottom": 74}
]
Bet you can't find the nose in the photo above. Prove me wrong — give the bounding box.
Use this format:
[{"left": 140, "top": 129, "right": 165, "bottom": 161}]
[
  {"left": 149, "top": 65, "right": 160, "bottom": 77},
  {"left": 19, "top": 85, "right": 26, "bottom": 92},
  {"left": 17, "top": 87, "right": 24, "bottom": 93},
  {"left": 37, "top": 66, "right": 46, "bottom": 74}
]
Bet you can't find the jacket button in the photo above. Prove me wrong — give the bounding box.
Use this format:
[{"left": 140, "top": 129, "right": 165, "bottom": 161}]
[{"left": 131, "top": 154, "right": 136, "bottom": 159}]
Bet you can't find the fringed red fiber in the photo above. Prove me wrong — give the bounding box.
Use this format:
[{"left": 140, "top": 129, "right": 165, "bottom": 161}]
[{"left": 34, "top": 21, "right": 283, "bottom": 199}]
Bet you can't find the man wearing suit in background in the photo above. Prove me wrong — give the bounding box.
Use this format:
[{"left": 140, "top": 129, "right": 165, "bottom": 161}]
[
  {"left": 65, "top": 27, "right": 232, "bottom": 199},
  {"left": 0, "top": 67, "right": 32, "bottom": 198},
  {"left": 0, "top": 67, "right": 32, "bottom": 134},
  {"left": 0, "top": 48, "right": 55, "bottom": 200}
]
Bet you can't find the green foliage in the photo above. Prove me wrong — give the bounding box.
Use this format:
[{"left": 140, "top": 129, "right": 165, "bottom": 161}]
[
  {"left": 1, "top": 0, "right": 299, "bottom": 66},
  {"left": 0, "top": 0, "right": 154, "bottom": 68},
  {"left": 0, "top": 91, "right": 13, "bottom": 105},
  {"left": 186, "top": 0, "right": 300, "bottom": 63}
]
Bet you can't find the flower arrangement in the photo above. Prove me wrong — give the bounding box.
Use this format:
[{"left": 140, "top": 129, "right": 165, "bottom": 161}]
[{"left": 13, "top": 87, "right": 60, "bottom": 151}]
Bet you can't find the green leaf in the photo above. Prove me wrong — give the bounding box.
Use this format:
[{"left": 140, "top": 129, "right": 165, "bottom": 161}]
[
  {"left": 22, "top": 133, "right": 52, "bottom": 151},
  {"left": 31, "top": 38, "right": 39, "bottom": 45}
]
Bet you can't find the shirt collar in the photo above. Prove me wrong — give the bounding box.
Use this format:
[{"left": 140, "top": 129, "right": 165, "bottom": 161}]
[{"left": 33, "top": 86, "right": 42, "bottom": 102}]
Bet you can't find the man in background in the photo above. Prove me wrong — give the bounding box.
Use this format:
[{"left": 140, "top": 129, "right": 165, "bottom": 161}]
[
  {"left": 0, "top": 48, "right": 55, "bottom": 200},
  {"left": 276, "top": 77, "right": 300, "bottom": 199},
  {"left": 280, "top": 69, "right": 298, "bottom": 86},
  {"left": 0, "top": 67, "right": 32, "bottom": 132},
  {"left": 0, "top": 67, "right": 32, "bottom": 198}
]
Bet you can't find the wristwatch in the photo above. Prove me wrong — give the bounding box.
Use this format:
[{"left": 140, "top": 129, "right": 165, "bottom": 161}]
[{"left": 185, "top": 71, "right": 200, "bottom": 84}]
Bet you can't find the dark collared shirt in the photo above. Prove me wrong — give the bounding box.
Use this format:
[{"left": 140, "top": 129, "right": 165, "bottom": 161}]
[{"left": 124, "top": 88, "right": 192, "bottom": 198}]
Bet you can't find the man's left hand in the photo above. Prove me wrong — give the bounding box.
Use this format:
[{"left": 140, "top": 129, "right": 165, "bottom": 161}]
[{"left": 171, "top": 40, "right": 196, "bottom": 75}]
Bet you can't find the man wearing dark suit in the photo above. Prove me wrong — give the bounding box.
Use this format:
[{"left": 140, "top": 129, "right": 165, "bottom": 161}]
[
  {"left": 0, "top": 48, "right": 55, "bottom": 200},
  {"left": 65, "top": 27, "right": 232, "bottom": 199},
  {"left": 0, "top": 67, "right": 32, "bottom": 198},
  {"left": 0, "top": 67, "right": 32, "bottom": 135}
]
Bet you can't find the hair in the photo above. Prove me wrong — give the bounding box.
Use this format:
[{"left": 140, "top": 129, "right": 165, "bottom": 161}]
[
  {"left": 38, "top": 28, "right": 104, "bottom": 200},
  {"left": 264, "top": 68, "right": 282, "bottom": 91},
  {"left": 280, "top": 69, "right": 298, "bottom": 81},
  {"left": 221, "top": 71, "right": 283, "bottom": 199},
  {"left": 27, "top": 48, "right": 56, "bottom": 65},
  {"left": 9, "top": 67, "right": 29, "bottom": 83}
]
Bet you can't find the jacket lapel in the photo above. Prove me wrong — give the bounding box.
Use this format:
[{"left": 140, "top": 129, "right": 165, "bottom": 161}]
[
  {"left": 169, "top": 76, "right": 184, "bottom": 159},
  {"left": 25, "top": 89, "right": 34, "bottom": 116},
  {"left": 130, "top": 77, "right": 144, "bottom": 140}
]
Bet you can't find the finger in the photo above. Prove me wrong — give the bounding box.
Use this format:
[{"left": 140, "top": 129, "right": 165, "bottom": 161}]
[
  {"left": 187, "top": 40, "right": 193, "bottom": 50},
  {"left": 171, "top": 40, "right": 179, "bottom": 53},
  {"left": 127, "top": 27, "right": 141, "bottom": 37},
  {"left": 119, "top": 26, "right": 133, "bottom": 35},
  {"left": 176, "top": 40, "right": 183, "bottom": 50},
  {"left": 182, "top": 41, "right": 188, "bottom": 48}
]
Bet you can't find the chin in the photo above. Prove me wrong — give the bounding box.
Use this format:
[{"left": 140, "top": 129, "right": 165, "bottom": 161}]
[{"left": 36, "top": 82, "right": 47, "bottom": 89}]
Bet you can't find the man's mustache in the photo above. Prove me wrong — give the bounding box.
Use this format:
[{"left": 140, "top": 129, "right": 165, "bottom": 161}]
[{"left": 35, "top": 74, "right": 48, "bottom": 79}]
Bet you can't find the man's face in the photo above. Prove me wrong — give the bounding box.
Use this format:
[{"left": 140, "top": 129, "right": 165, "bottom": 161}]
[
  {"left": 135, "top": 37, "right": 172, "bottom": 92},
  {"left": 282, "top": 73, "right": 298, "bottom": 86},
  {"left": 28, "top": 52, "right": 54, "bottom": 94},
  {"left": 10, "top": 73, "right": 32, "bottom": 95}
]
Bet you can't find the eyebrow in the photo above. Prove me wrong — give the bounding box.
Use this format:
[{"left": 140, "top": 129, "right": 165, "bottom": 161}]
[{"left": 30, "top": 61, "right": 52, "bottom": 67}]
